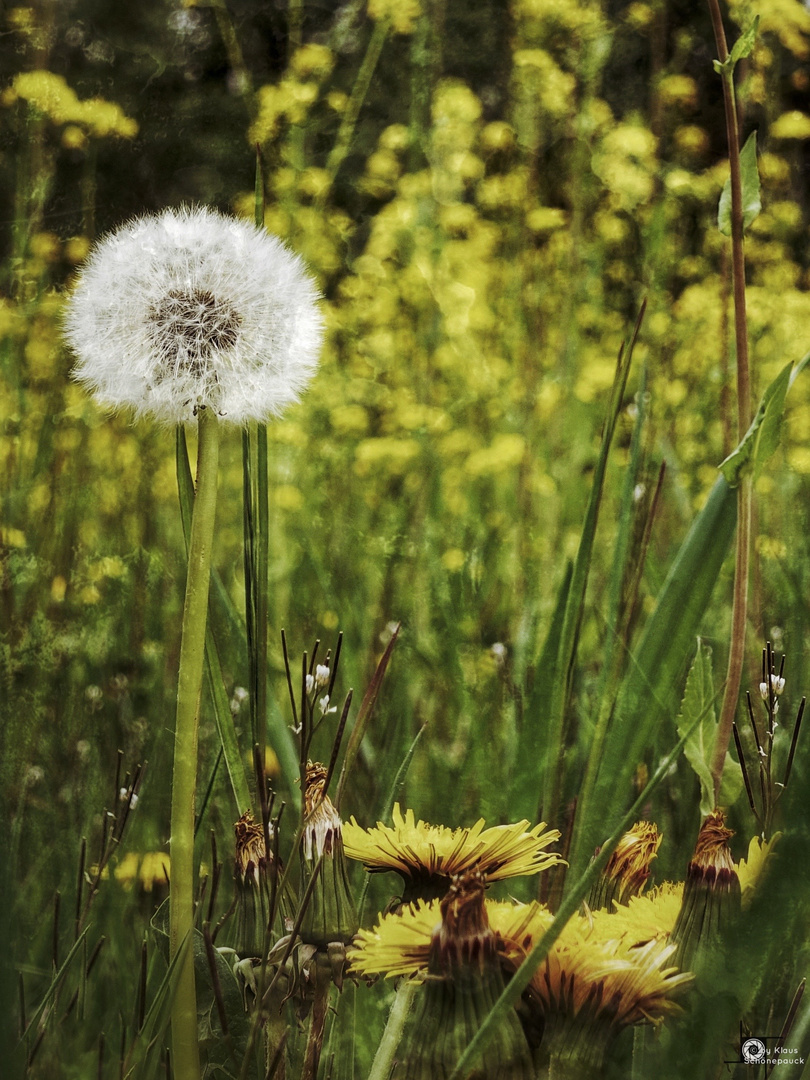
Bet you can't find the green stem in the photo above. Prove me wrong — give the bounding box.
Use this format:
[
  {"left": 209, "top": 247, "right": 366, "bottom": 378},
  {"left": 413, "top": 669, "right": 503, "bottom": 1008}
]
[
  {"left": 367, "top": 978, "right": 419, "bottom": 1080},
  {"left": 707, "top": 0, "right": 753, "bottom": 799},
  {"left": 301, "top": 959, "right": 331, "bottom": 1080},
  {"left": 169, "top": 406, "right": 221, "bottom": 1080}
]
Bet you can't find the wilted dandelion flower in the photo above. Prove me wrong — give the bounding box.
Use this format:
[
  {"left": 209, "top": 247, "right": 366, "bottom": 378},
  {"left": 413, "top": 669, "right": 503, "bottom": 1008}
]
[
  {"left": 299, "top": 761, "right": 358, "bottom": 949},
  {"left": 342, "top": 802, "right": 562, "bottom": 903},
  {"left": 64, "top": 206, "right": 322, "bottom": 423},
  {"left": 588, "top": 820, "right": 662, "bottom": 911}
]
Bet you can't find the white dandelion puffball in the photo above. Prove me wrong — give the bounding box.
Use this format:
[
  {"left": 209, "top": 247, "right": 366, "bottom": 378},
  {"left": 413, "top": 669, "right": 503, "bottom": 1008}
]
[{"left": 64, "top": 207, "right": 323, "bottom": 424}]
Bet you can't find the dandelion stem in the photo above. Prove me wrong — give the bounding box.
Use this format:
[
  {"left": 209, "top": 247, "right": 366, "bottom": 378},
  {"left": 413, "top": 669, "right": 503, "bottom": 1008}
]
[
  {"left": 367, "top": 978, "right": 419, "bottom": 1080},
  {"left": 707, "top": 0, "right": 754, "bottom": 801},
  {"left": 169, "top": 405, "right": 221, "bottom": 1080}
]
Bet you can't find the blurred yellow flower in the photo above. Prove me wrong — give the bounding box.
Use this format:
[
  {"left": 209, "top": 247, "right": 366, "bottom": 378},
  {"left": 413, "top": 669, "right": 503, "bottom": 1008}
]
[
  {"left": 368, "top": 0, "right": 422, "bottom": 34},
  {"left": 11, "top": 71, "right": 137, "bottom": 138},
  {"left": 290, "top": 43, "right": 334, "bottom": 81},
  {"left": 441, "top": 548, "right": 466, "bottom": 572},
  {"left": 771, "top": 110, "right": 810, "bottom": 139},
  {"left": 465, "top": 433, "right": 526, "bottom": 477}
]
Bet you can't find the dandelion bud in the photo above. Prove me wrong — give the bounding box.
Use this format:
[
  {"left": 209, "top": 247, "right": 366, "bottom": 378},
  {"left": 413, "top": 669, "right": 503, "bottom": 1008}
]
[
  {"left": 64, "top": 207, "right": 322, "bottom": 424},
  {"left": 589, "top": 821, "right": 661, "bottom": 911},
  {"left": 299, "top": 762, "right": 358, "bottom": 949},
  {"left": 671, "top": 808, "right": 741, "bottom": 972},
  {"left": 233, "top": 811, "right": 279, "bottom": 958}
]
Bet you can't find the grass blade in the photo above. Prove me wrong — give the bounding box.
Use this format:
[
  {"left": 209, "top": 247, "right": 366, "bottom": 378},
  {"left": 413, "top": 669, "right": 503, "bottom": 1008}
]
[
  {"left": 335, "top": 624, "right": 400, "bottom": 809},
  {"left": 571, "top": 473, "right": 737, "bottom": 880},
  {"left": 540, "top": 306, "right": 642, "bottom": 836}
]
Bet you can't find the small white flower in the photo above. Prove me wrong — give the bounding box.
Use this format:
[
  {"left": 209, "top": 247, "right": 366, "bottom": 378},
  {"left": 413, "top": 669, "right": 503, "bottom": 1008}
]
[
  {"left": 230, "top": 685, "right": 249, "bottom": 715},
  {"left": 314, "top": 663, "right": 330, "bottom": 689},
  {"left": 306, "top": 673, "right": 315, "bottom": 695},
  {"left": 318, "top": 694, "right": 337, "bottom": 716},
  {"left": 490, "top": 642, "right": 507, "bottom": 670},
  {"left": 759, "top": 674, "right": 786, "bottom": 700},
  {"left": 64, "top": 206, "right": 323, "bottom": 424}
]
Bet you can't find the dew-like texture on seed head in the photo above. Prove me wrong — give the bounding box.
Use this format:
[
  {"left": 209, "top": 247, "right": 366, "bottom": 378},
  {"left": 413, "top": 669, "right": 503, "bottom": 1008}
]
[{"left": 64, "top": 207, "right": 323, "bottom": 424}]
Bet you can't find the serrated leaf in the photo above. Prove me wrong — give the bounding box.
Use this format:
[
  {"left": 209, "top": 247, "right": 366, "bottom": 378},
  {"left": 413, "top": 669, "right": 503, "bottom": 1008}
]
[
  {"left": 718, "top": 131, "right": 761, "bottom": 237},
  {"left": 719, "top": 361, "right": 792, "bottom": 486},
  {"left": 676, "top": 639, "right": 718, "bottom": 817},
  {"left": 729, "top": 16, "right": 760, "bottom": 66}
]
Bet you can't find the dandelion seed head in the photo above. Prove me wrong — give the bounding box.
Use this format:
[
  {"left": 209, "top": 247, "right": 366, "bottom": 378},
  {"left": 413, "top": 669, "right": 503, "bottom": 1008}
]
[{"left": 64, "top": 206, "right": 323, "bottom": 424}]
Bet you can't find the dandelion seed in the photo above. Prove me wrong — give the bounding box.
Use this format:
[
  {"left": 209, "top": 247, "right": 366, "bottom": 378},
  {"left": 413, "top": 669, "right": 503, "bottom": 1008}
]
[{"left": 64, "top": 206, "right": 323, "bottom": 424}]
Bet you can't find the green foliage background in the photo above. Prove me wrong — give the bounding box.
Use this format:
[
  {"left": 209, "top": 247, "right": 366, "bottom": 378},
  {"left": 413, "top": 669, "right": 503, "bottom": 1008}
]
[{"left": 2, "top": 0, "right": 810, "bottom": 1075}]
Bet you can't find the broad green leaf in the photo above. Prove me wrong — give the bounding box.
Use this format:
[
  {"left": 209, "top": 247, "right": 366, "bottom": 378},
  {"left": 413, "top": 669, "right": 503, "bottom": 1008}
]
[
  {"left": 676, "top": 639, "right": 720, "bottom": 816},
  {"left": 713, "top": 17, "right": 760, "bottom": 76},
  {"left": 719, "top": 361, "right": 792, "bottom": 486},
  {"left": 729, "top": 16, "right": 760, "bottom": 65},
  {"left": 718, "top": 747, "right": 744, "bottom": 810},
  {"left": 718, "top": 131, "right": 761, "bottom": 236}
]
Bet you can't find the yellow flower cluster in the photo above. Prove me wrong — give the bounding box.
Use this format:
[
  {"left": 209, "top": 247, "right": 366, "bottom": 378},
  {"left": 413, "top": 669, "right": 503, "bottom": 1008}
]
[
  {"left": 368, "top": 0, "right": 422, "bottom": 35},
  {"left": 7, "top": 71, "right": 137, "bottom": 139}
]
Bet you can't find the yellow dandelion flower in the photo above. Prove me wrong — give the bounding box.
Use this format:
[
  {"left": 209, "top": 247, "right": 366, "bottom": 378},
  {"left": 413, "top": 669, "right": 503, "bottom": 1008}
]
[
  {"left": 349, "top": 899, "right": 438, "bottom": 979},
  {"left": 350, "top": 882, "right": 691, "bottom": 1076},
  {"left": 342, "top": 802, "right": 562, "bottom": 902},
  {"left": 591, "top": 882, "right": 684, "bottom": 944},
  {"left": 350, "top": 870, "right": 534, "bottom": 1080},
  {"left": 737, "top": 834, "right": 779, "bottom": 904}
]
